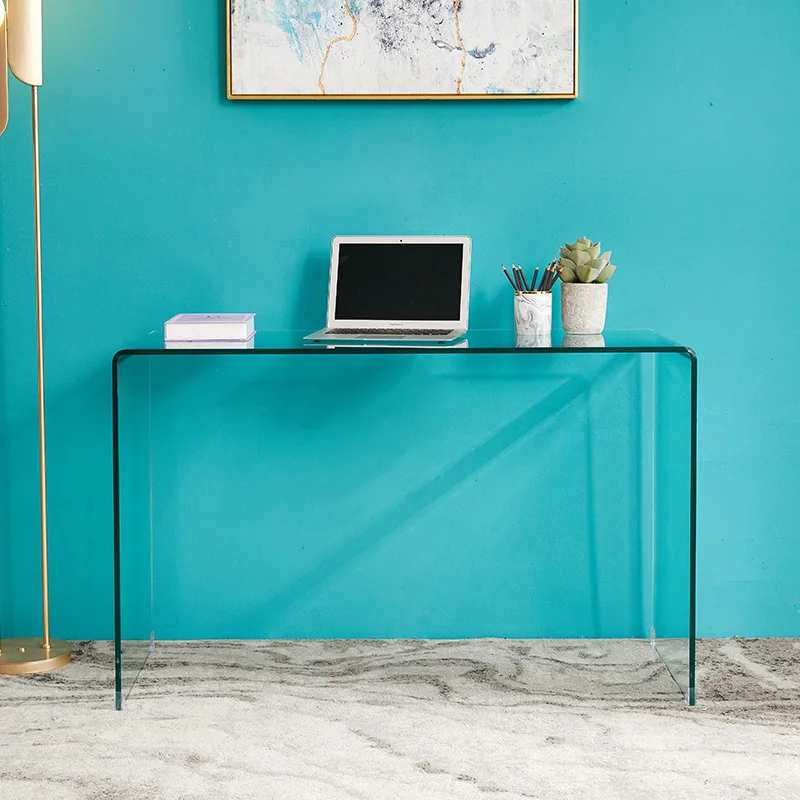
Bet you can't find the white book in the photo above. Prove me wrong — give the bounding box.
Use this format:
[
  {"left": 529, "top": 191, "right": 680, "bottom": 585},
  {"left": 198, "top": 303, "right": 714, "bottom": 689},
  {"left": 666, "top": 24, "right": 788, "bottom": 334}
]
[
  {"left": 165, "top": 333, "right": 256, "bottom": 350},
  {"left": 164, "top": 313, "right": 255, "bottom": 342}
]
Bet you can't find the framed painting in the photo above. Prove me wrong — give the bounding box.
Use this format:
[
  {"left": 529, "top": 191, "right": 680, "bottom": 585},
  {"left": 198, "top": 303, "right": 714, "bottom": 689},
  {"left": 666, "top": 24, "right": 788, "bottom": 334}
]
[{"left": 227, "top": 0, "right": 578, "bottom": 100}]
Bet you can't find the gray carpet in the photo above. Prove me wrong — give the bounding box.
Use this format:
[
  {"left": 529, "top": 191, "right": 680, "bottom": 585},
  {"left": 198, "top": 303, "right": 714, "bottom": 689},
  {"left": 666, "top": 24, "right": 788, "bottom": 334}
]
[{"left": 1, "top": 639, "right": 799, "bottom": 799}]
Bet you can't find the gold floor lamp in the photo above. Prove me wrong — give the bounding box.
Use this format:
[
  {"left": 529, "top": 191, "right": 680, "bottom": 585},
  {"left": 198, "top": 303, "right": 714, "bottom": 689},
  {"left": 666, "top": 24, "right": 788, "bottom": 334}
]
[{"left": 0, "top": 0, "right": 71, "bottom": 674}]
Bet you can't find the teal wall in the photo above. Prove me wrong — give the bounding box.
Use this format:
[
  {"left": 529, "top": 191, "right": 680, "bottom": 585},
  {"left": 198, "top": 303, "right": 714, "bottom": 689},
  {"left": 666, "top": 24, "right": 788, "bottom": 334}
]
[{"left": 1, "top": 1, "right": 798, "bottom": 639}]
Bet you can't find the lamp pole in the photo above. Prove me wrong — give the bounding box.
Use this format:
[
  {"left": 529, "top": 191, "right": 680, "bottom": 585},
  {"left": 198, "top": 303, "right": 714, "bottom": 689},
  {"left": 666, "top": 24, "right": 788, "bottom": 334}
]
[{"left": 0, "top": 0, "right": 71, "bottom": 675}]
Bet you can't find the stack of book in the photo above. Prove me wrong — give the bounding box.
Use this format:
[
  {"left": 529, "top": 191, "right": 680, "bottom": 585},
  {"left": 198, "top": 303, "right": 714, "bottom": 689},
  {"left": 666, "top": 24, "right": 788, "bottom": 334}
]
[{"left": 164, "top": 314, "right": 256, "bottom": 349}]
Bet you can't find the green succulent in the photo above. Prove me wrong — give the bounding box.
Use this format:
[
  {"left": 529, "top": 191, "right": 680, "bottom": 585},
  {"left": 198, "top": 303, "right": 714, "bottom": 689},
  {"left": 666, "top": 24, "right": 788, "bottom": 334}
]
[{"left": 558, "top": 237, "right": 617, "bottom": 284}]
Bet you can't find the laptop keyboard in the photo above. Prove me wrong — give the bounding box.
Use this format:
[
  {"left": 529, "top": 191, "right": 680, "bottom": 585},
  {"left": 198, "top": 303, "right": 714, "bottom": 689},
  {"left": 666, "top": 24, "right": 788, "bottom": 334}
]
[{"left": 329, "top": 328, "right": 454, "bottom": 336}]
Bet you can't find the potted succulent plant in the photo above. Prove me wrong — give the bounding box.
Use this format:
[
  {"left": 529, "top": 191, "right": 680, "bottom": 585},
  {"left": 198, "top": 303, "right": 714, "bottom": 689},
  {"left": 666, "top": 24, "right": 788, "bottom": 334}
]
[{"left": 558, "top": 237, "right": 617, "bottom": 335}]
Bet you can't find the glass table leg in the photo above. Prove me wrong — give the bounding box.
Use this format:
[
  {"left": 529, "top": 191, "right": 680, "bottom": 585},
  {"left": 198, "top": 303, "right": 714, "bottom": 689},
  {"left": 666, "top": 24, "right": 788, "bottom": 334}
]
[
  {"left": 114, "top": 355, "right": 155, "bottom": 709},
  {"left": 651, "top": 351, "right": 696, "bottom": 704}
]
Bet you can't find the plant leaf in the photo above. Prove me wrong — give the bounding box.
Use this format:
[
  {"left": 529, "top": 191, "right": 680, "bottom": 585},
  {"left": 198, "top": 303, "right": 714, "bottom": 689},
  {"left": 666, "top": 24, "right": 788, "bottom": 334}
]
[
  {"left": 596, "top": 264, "right": 617, "bottom": 283},
  {"left": 559, "top": 265, "right": 577, "bottom": 282},
  {"left": 560, "top": 255, "right": 578, "bottom": 270},
  {"left": 560, "top": 247, "right": 574, "bottom": 261},
  {"left": 573, "top": 249, "right": 591, "bottom": 266},
  {"left": 588, "top": 243, "right": 601, "bottom": 259},
  {"left": 590, "top": 257, "right": 609, "bottom": 271},
  {"left": 576, "top": 264, "right": 593, "bottom": 282},
  {"left": 600, "top": 251, "right": 612, "bottom": 263}
]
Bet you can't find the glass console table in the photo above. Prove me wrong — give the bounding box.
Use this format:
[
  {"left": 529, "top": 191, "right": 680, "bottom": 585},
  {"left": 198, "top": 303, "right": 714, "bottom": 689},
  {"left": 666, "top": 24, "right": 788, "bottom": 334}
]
[{"left": 113, "top": 330, "right": 696, "bottom": 710}]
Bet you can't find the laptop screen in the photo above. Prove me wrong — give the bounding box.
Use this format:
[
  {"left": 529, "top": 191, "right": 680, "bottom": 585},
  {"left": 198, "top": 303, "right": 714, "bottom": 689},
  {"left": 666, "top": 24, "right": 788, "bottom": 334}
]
[{"left": 334, "top": 242, "right": 464, "bottom": 321}]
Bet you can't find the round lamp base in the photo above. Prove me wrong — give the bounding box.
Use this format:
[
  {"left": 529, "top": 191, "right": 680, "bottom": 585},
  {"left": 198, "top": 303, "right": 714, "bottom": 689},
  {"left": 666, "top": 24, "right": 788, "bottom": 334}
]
[{"left": 0, "top": 637, "right": 71, "bottom": 675}]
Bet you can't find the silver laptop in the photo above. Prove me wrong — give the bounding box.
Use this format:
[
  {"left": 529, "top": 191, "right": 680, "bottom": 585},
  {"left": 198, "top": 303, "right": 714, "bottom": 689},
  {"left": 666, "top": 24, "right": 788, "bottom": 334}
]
[{"left": 305, "top": 236, "right": 471, "bottom": 342}]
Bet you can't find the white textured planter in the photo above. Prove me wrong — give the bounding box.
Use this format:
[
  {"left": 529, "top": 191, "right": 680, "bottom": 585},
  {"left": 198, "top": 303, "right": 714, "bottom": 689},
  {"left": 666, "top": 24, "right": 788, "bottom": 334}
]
[
  {"left": 514, "top": 292, "right": 552, "bottom": 337},
  {"left": 561, "top": 283, "right": 608, "bottom": 335}
]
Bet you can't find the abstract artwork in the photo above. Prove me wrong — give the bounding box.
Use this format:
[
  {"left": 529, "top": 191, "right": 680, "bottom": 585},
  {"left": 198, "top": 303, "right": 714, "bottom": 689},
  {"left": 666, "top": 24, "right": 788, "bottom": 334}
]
[{"left": 227, "top": 0, "right": 577, "bottom": 99}]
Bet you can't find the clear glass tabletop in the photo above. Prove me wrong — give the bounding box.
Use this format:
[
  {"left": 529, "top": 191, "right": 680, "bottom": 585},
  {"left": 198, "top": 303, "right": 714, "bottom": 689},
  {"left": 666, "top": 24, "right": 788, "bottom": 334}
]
[
  {"left": 113, "top": 330, "right": 696, "bottom": 709},
  {"left": 116, "top": 329, "right": 693, "bottom": 357}
]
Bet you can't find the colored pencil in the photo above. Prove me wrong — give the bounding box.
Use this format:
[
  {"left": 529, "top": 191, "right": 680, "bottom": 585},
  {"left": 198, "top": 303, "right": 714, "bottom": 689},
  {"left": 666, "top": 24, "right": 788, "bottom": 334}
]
[
  {"left": 550, "top": 263, "right": 561, "bottom": 290},
  {"left": 539, "top": 265, "right": 550, "bottom": 291},
  {"left": 504, "top": 262, "right": 561, "bottom": 293},
  {"left": 545, "top": 261, "right": 557, "bottom": 291}
]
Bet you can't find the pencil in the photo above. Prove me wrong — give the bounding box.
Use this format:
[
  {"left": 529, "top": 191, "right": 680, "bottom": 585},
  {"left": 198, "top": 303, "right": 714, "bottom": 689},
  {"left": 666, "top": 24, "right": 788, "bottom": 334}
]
[
  {"left": 502, "top": 266, "right": 517, "bottom": 291},
  {"left": 545, "top": 261, "right": 556, "bottom": 291},
  {"left": 531, "top": 267, "right": 539, "bottom": 293},
  {"left": 539, "top": 265, "right": 551, "bottom": 291},
  {"left": 519, "top": 266, "right": 530, "bottom": 291},
  {"left": 513, "top": 265, "right": 523, "bottom": 291},
  {"left": 550, "top": 263, "right": 561, "bottom": 290}
]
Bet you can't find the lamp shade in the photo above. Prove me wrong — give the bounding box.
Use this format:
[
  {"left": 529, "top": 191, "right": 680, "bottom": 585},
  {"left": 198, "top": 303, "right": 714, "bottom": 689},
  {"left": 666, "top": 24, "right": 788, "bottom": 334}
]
[
  {"left": 0, "top": 3, "right": 8, "bottom": 135},
  {"left": 7, "top": 0, "right": 41, "bottom": 86}
]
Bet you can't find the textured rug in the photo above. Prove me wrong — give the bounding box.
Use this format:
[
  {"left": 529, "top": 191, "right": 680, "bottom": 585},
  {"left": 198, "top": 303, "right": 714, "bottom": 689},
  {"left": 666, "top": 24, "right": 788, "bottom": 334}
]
[{"left": 1, "top": 639, "right": 799, "bottom": 799}]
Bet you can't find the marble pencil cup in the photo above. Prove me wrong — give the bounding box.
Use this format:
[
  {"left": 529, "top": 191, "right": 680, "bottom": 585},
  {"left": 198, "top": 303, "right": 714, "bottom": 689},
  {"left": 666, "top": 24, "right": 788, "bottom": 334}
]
[
  {"left": 516, "top": 332, "right": 552, "bottom": 348},
  {"left": 514, "top": 291, "right": 552, "bottom": 337}
]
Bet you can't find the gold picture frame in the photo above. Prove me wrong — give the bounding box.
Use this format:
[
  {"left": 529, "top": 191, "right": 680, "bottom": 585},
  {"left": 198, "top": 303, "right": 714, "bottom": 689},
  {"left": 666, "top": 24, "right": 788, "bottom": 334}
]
[{"left": 226, "top": 0, "right": 578, "bottom": 101}]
